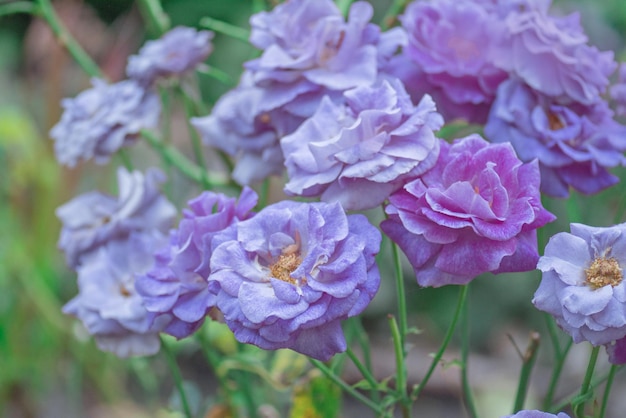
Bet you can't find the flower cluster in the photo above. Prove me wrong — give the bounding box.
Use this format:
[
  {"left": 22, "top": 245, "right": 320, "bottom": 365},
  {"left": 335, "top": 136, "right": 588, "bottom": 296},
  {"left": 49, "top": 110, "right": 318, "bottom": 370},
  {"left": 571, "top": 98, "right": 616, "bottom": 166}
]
[
  {"left": 50, "top": 26, "right": 213, "bottom": 166},
  {"left": 50, "top": 0, "right": 626, "bottom": 396},
  {"left": 382, "top": 135, "right": 555, "bottom": 287},
  {"left": 193, "top": 0, "right": 406, "bottom": 185},
  {"left": 485, "top": 79, "right": 626, "bottom": 197},
  {"left": 51, "top": 78, "right": 160, "bottom": 167},
  {"left": 392, "top": 0, "right": 626, "bottom": 197},
  {"left": 59, "top": 168, "right": 177, "bottom": 356},
  {"left": 56, "top": 167, "right": 176, "bottom": 268}
]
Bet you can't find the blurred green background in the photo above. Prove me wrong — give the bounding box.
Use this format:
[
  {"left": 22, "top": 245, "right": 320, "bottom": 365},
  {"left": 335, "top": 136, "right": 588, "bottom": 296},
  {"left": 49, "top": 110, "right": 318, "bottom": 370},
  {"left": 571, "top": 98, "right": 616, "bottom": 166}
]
[{"left": 2, "top": 0, "right": 626, "bottom": 417}]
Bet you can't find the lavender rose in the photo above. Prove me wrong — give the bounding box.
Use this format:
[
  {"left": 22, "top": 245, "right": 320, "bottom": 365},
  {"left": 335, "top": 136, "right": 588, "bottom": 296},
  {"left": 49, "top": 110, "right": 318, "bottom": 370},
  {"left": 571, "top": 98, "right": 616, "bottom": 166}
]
[
  {"left": 397, "top": 0, "right": 508, "bottom": 123},
  {"left": 57, "top": 167, "right": 177, "bottom": 268},
  {"left": 63, "top": 232, "right": 169, "bottom": 357},
  {"left": 135, "top": 188, "right": 258, "bottom": 339},
  {"left": 282, "top": 79, "right": 443, "bottom": 210},
  {"left": 382, "top": 134, "right": 555, "bottom": 287},
  {"left": 491, "top": 7, "right": 616, "bottom": 105},
  {"left": 485, "top": 78, "right": 626, "bottom": 197},
  {"left": 533, "top": 223, "right": 626, "bottom": 346},
  {"left": 247, "top": 0, "right": 381, "bottom": 91},
  {"left": 126, "top": 26, "right": 214, "bottom": 86},
  {"left": 209, "top": 200, "right": 381, "bottom": 361},
  {"left": 194, "top": 0, "right": 406, "bottom": 185},
  {"left": 191, "top": 72, "right": 310, "bottom": 185},
  {"left": 50, "top": 78, "right": 160, "bottom": 167}
]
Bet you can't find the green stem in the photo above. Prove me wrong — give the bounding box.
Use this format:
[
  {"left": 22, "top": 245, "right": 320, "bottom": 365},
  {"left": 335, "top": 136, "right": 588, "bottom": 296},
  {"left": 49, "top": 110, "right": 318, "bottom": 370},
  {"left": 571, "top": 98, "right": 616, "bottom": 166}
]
[
  {"left": 176, "top": 86, "right": 212, "bottom": 189},
  {"left": 461, "top": 286, "right": 478, "bottom": 418},
  {"left": 141, "top": 129, "right": 227, "bottom": 188},
  {"left": 599, "top": 365, "right": 618, "bottom": 418},
  {"left": 197, "top": 65, "right": 234, "bottom": 86},
  {"left": 310, "top": 359, "right": 385, "bottom": 416},
  {"left": 412, "top": 285, "right": 468, "bottom": 400},
  {"left": 353, "top": 318, "right": 375, "bottom": 387},
  {"left": 388, "top": 315, "right": 410, "bottom": 417},
  {"left": 553, "top": 367, "right": 616, "bottom": 413},
  {"left": 36, "top": 0, "right": 103, "bottom": 78},
  {"left": 346, "top": 347, "right": 380, "bottom": 403},
  {"left": 390, "top": 239, "right": 408, "bottom": 351},
  {"left": 116, "top": 149, "right": 134, "bottom": 171},
  {"left": 258, "top": 178, "right": 271, "bottom": 209},
  {"left": 574, "top": 345, "right": 600, "bottom": 418},
  {"left": 199, "top": 17, "right": 251, "bottom": 43},
  {"left": 543, "top": 315, "right": 573, "bottom": 411},
  {"left": 0, "top": 1, "right": 39, "bottom": 18},
  {"left": 160, "top": 337, "right": 193, "bottom": 418},
  {"left": 512, "top": 332, "right": 541, "bottom": 413},
  {"left": 137, "top": 0, "right": 170, "bottom": 36}
]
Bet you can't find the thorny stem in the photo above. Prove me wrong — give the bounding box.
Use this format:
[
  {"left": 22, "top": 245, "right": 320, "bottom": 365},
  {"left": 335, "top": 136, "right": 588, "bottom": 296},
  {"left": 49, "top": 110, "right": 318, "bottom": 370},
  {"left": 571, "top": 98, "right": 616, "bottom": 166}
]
[
  {"left": 36, "top": 0, "right": 103, "bottom": 79},
  {"left": 412, "top": 285, "right": 469, "bottom": 400}
]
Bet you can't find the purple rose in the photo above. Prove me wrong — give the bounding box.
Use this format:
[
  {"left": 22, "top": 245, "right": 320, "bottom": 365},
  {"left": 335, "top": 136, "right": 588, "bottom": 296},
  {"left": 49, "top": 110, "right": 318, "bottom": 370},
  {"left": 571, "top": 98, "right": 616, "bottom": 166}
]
[
  {"left": 57, "top": 167, "right": 177, "bottom": 268},
  {"left": 209, "top": 200, "right": 381, "bottom": 361},
  {"left": 191, "top": 72, "right": 310, "bottom": 185},
  {"left": 50, "top": 78, "right": 160, "bottom": 167},
  {"left": 126, "top": 26, "right": 214, "bottom": 86},
  {"left": 491, "top": 7, "right": 616, "bottom": 105},
  {"left": 382, "top": 134, "right": 555, "bottom": 287},
  {"left": 485, "top": 78, "right": 626, "bottom": 197},
  {"left": 63, "top": 232, "right": 169, "bottom": 357},
  {"left": 533, "top": 223, "right": 626, "bottom": 346},
  {"left": 396, "top": 0, "right": 508, "bottom": 124},
  {"left": 135, "top": 188, "right": 258, "bottom": 339},
  {"left": 282, "top": 79, "right": 443, "bottom": 210},
  {"left": 247, "top": 0, "right": 381, "bottom": 91},
  {"left": 501, "top": 411, "right": 571, "bottom": 418}
]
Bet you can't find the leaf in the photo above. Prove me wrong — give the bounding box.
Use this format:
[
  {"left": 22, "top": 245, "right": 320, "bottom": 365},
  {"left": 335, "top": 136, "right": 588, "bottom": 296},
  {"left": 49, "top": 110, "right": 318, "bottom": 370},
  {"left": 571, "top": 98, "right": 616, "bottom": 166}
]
[{"left": 290, "top": 371, "right": 341, "bottom": 418}]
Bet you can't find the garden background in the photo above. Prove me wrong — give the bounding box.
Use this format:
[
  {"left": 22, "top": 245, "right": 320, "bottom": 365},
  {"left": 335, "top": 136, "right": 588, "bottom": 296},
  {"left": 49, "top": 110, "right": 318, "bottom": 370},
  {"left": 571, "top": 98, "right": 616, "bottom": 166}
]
[{"left": 3, "top": 0, "right": 626, "bottom": 417}]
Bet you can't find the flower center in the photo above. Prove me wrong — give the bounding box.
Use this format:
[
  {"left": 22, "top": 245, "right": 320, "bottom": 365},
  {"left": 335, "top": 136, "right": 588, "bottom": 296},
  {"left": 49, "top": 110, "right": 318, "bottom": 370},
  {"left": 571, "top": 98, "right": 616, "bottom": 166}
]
[
  {"left": 585, "top": 257, "right": 623, "bottom": 289},
  {"left": 547, "top": 111, "right": 564, "bottom": 131},
  {"left": 269, "top": 252, "right": 302, "bottom": 284},
  {"left": 119, "top": 283, "right": 132, "bottom": 297}
]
